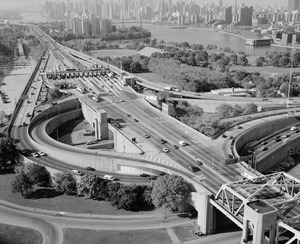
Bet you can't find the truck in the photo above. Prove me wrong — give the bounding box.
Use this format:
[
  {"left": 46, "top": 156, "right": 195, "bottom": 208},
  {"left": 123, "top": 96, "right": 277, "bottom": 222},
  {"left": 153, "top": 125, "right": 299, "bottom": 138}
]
[{"left": 178, "top": 140, "right": 187, "bottom": 146}]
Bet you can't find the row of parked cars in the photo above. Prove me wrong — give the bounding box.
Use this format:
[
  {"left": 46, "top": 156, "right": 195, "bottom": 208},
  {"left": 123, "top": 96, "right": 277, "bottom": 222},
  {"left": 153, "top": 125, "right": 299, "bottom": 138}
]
[{"left": 268, "top": 161, "right": 295, "bottom": 174}]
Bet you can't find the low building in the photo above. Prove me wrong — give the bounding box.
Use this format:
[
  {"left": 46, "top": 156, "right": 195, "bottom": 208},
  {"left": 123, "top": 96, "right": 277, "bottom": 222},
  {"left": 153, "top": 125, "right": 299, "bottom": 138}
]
[{"left": 162, "top": 102, "right": 175, "bottom": 116}]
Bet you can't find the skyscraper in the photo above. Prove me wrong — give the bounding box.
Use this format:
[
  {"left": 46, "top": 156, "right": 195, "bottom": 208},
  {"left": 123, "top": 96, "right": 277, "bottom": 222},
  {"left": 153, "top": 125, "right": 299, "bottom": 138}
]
[
  {"left": 239, "top": 6, "right": 253, "bottom": 26},
  {"left": 288, "top": 0, "right": 300, "bottom": 12},
  {"left": 224, "top": 6, "right": 232, "bottom": 24}
]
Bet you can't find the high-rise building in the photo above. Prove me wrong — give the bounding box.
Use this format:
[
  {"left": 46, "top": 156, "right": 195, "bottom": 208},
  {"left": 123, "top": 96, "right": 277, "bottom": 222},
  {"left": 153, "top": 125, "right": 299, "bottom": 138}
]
[
  {"left": 239, "top": 6, "right": 253, "bottom": 26},
  {"left": 100, "top": 19, "right": 112, "bottom": 34},
  {"left": 224, "top": 6, "right": 232, "bottom": 24},
  {"left": 288, "top": 0, "right": 300, "bottom": 12},
  {"left": 178, "top": 14, "right": 185, "bottom": 25}
]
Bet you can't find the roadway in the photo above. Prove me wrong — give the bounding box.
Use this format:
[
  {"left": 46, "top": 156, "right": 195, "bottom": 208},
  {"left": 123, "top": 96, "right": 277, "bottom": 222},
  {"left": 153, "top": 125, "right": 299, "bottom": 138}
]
[{"left": 6, "top": 24, "right": 300, "bottom": 243}]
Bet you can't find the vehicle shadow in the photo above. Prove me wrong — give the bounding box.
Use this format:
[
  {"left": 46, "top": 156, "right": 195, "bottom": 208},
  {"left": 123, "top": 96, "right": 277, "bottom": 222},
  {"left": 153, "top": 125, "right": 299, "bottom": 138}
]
[{"left": 25, "top": 188, "right": 63, "bottom": 199}]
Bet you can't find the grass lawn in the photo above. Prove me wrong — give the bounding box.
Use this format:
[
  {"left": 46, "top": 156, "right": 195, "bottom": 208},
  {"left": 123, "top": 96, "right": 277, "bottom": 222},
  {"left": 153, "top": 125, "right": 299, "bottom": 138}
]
[
  {"left": 63, "top": 228, "right": 172, "bottom": 244},
  {"left": 0, "top": 174, "right": 160, "bottom": 216},
  {"left": 0, "top": 223, "right": 42, "bottom": 244}
]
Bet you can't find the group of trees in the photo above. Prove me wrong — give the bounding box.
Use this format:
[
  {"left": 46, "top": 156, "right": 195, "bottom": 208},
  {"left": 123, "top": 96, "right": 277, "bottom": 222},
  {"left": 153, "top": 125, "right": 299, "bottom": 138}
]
[
  {"left": 0, "top": 138, "right": 20, "bottom": 173},
  {"left": 52, "top": 172, "right": 191, "bottom": 212},
  {"left": 52, "top": 172, "right": 152, "bottom": 211},
  {"left": 11, "top": 163, "right": 51, "bottom": 196},
  {"left": 0, "top": 25, "right": 28, "bottom": 57},
  {"left": 45, "top": 24, "right": 151, "bottom": 49},
  {"left": 255, "top": 50, "right": 300, "bottom": 68}
]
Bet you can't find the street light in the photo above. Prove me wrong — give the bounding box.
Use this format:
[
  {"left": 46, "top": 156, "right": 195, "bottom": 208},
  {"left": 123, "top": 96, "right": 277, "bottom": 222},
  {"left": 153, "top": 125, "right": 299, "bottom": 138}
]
[{"left": 287, "top": 43, "right": 295, "bottom": 108}]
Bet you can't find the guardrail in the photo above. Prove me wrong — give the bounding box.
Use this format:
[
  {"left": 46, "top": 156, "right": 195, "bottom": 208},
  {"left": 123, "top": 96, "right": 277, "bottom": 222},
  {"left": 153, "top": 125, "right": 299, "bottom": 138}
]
[{"left": 6, "top": 50, "right": 47, "bottom": 138}]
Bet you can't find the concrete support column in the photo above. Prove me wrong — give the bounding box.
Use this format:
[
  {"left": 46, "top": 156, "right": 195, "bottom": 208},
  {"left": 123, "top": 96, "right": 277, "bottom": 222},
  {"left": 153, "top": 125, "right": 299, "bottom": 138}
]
[
  {"left": 96, "top": 109, "right": 108, "bottom": 140},
  {"left": 241, "top": 200, "right": 277, "bottom": 244},
  {"left": 193, "top": 193, "right": 216, "bottom": 234}
]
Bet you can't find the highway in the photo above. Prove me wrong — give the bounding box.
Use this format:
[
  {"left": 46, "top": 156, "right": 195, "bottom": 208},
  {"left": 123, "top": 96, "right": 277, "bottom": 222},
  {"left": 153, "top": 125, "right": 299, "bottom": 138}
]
[{"left": 5, "top": 24, "right": 300, "bottom": 244}]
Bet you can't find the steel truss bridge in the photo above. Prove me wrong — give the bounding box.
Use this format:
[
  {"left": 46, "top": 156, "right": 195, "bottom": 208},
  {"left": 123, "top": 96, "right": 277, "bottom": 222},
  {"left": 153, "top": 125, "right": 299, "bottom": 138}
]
[{"left": 212, "top": 172, "right": 300, "bottom": 243}]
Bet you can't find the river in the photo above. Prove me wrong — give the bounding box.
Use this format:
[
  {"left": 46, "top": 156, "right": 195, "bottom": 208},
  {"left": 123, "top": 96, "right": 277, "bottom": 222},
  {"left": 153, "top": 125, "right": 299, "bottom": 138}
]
[
  {"left": 16, "top": 11, "right": 292, "bottom": 56},
  {"left": 140, "top": 24, "right": 292, "bottom": 56}
]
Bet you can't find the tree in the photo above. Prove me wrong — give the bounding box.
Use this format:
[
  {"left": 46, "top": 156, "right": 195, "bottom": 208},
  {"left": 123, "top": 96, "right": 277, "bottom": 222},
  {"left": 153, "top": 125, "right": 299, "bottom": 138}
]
[
  {"left": 53, "top": 172, "right": 77, "bottom": 195},
  {"left": 130, "top": 61, "right": 141, "bottom": 73},
  {"left": 77, "top": 174, "right": 103, "bottom": 198},
  {"left": 11, "top": 170, "right": 33, "bottom": 196},
  {"left": 0, "top": 137, "right": 20, "bottom": 172},
  {"left": 255, "top": 56, "right": 265, "bottom": 67},
  {"left": 165, "top": 175, "right": 191, "bottom": 211},
  {"left": 151, "top": 176, "right": 169, "bottom": 209},
  {"left": 151, "top": 175, "right": 191, "bottom": 212},
  {"left": 243, "top": 103, "right": 258, "bottom": 114},
  {"left": 216, "top": 103, "right": 234, "bottom": 117},
  {"left": 279, "top": 55, "right": 290, "bottom": 67},
  {"left": 25, "top": 163, "right": 51, "bottom": 187}
]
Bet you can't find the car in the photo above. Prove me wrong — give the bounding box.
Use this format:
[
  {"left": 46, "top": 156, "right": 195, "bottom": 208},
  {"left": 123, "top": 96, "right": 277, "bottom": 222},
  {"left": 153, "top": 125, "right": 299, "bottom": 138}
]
[
  {"left": 86, "top": 166, "right": 95, "bottom": 171},
  {"left": 173, "top": 144, "right": 179, "bottom": 149},
  {"left": 104, "top": 175, "right": 114, "bottom": 180},
  {"left": 71, "top": 170, "right": 83, "bottom": 176},
  {"left": 162, "top": 148, "right": 169, "bottom": 153},
  {"left": 159, "top": 172, "right": 169, "bottom": 176},
  {"left": 23, "top": 122, "right": 28, "bottom": 126},
  {"left": 149, "top": 175, "right": 158, "bottom": 180},
  {"left": 31, "top": 152, "right": 39, "bottom": 158},
  {"left": 196, "top": 160, "right": 203, "bottom": 166},
  {"left": 282, "top": 134, "right": 289, "bottom": 138},
  {"left": 276, "top": 138, "right": 282, "bottom": 142},
  {"left": 126, "top": 113, "right": 131, "bottom": 117},
  {"left": 144, "top": 134, "right": 150, "bottom": 138},
  {"left": 188, "top": 166, "right": 200, "bottom": 172},
  {"left": 228, "top": 154, "right": 233, "bottom": 158},
  {"left": 38, "top": 151, "right": 47, "bottom": 156},
  {"left": 17, "top": 123, "right": 22, "bottom": 127},
  {"left": 140, "top": 173, "right": 150, "bottom": 177},
  {"left": 160, "top": 139, "right": 167, "bottom": 144},
  {"left": 261, "top": 147, "right": 268, "bottom": 151},
  {"left": 12, "top": 138, "right": 19, "bottom": 143},
  {"left": 134, "top": 118, "right": 139, "bottom": 122},
  {"left": 26, "top": 113, "right": 31, "bottom": 117},
  {"left": 27, "top": 100, "right": 31, "bottom": 104},
  {"left": 261, "top": 141, "right": 268, "bottom": 145}
]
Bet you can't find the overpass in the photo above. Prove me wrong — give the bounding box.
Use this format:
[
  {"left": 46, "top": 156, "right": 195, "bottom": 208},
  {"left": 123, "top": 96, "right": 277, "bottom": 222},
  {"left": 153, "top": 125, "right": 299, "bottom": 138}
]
[{"left": 10, "top": 24, "right": 300, "bottom": 243}]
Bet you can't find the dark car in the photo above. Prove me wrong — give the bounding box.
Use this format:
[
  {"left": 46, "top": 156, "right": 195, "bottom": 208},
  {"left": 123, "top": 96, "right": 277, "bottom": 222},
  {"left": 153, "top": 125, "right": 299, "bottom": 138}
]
[
  {"left": 173, "top": 144, "right": 179, "bottom": 149},
  {"left": 134, "top": 118, "right": 139, "bottom": 122},
  {"left": 140, "top": 173, "right": 150, "bottom": 177},
  {"left": 86, "top": 166, "right": 95, "bottom": 171},
  {"left": 149, "top": 175, "right": 158, "bottom": 180},
  {"left": 160, "top": 139, "right": 167, "bottom": 144},
  {"left": 189, "top": 166, "right": 200, "bottom": 172}
]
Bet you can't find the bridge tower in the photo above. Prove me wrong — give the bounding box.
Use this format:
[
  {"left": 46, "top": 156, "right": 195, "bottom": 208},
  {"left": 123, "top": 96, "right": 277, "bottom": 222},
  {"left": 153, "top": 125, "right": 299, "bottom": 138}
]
[{"left": 242, "top": 200, "right": 277, "bottom": 244}]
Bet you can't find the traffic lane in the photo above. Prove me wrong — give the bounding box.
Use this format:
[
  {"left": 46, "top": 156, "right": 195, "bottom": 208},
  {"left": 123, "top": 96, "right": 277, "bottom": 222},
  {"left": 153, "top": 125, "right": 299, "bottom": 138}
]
[
  {"left": 16, "top": 124, "right": 153, "bottom": 184},
  {"left": 30, "top": 120, "right": 198, "bottom": 182}
]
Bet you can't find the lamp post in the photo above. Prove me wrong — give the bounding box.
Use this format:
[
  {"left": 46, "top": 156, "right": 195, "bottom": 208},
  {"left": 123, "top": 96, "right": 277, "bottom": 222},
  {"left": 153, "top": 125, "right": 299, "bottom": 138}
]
[{"left": 287, "top": 44, "right": 295, "bottom": 108}]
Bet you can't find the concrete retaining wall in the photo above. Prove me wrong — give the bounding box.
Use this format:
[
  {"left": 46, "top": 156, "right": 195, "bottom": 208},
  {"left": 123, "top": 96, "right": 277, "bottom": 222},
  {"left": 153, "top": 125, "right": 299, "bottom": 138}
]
[{"left": 234, "top": 117, "right": 300, "bottom": 173}]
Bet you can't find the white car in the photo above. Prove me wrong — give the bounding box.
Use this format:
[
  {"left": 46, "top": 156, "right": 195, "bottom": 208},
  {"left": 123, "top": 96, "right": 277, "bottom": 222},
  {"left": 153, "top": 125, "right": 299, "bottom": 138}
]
[
  {"left": 38, "top": 151, "right": 47, "bottom": 156},
  {"left": 162, "top": 148, "right": 169, "bottom": 153},
  {"left": 71, "top": 170, "right": 83, "bottom": 176},
  {"left": 104, "top": 175, "right": 114, "bottom": 181},
  {"left": 31, "top": 152, "right": 39, "bottom": 158},
  {"left": 291, "top": 126, "right": 297, "bottom": 131}
]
